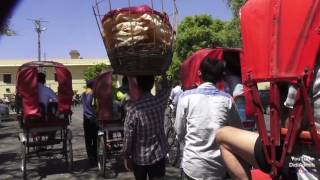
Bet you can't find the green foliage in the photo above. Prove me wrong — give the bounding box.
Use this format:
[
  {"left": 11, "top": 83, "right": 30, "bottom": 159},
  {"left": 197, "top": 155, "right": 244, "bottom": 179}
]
[
  {"left": 167, "top": 1, "right": 246, "bottom": 82},
  {"left": 83, "top": 63, "right": 111, "bottom": 81},
  {"left": 168, "top": 7, "right": 243, "bottom": 81},
  {"left": 219, "top": 18, "right": 242, "bottom": 47},
  {"left": 174, "top": 15, "right": 241, "bottom": 61},
  {"left": 83, "top": 63, "right": 120, "bottom": 98},
  {"left": 166, "top": 53, "right": 181, "bottom": 84},
  {"left": 226, "top": 0, "right": 247, "bottom": 17},
  {"left": 175, "top": 15, "right": 217, "bottom": 60}
]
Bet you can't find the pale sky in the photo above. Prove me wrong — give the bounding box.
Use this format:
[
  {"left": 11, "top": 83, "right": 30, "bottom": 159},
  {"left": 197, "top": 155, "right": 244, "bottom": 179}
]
[{"left": 0, "top": 0, "right": 232, "bottom": 60}]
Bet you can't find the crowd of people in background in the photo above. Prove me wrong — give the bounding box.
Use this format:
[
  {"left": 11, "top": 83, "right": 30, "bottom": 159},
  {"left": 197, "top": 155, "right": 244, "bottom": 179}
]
[
  {"left": 3, "top": 55, "right": 318, "bottom": 179},
  {"left": 76, "top": 57, "right": 246, "bottom": 180},
  {"left": 77, "top": 57, "right": 254, "bottom": 180},
  {"left": 9, "top": 55, "right": 315, "bottom": 179}
]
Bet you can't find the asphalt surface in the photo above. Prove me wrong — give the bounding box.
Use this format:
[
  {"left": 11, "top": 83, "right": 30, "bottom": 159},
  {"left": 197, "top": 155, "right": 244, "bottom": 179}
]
[{"left": 0, "top": 106, "right": 181, "bottom": 180}]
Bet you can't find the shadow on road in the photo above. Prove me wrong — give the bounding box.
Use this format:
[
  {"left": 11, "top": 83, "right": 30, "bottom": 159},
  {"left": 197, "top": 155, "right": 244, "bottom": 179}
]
[{"left": 0, "top": 152, "right": 21, "bottom": 179}]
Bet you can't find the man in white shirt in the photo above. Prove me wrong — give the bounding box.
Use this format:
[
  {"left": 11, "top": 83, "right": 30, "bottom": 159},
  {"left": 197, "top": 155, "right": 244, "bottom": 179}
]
[
  {"left": 175, "top": 58, "right": 243, "bottom": 180},
  {"left": 37, "top": 72, "right": 57, "bottom": 108},
  {"left": 169, "top": 81, "right": 183, "bottom": 107}
]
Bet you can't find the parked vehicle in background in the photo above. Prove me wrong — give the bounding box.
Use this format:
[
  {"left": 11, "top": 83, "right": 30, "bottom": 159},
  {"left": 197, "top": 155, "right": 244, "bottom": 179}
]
[
  {"left": 0, "top": 99, "right": 9, "bottom": 122},
  {"left": 16, "top": 61, "right": 74, "bottom": 179}
]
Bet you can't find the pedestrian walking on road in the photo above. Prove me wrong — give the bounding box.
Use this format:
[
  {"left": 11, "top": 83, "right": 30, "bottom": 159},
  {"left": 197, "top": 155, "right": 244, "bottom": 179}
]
[
  {"left": 169, "top": 81, "right": 183, "bottom": 107},
  {"left": 175, "top": 58, "right": 244, "bottom": 180},
  {"left": 123, "top": 75, "right": 170, "bottom": 180},
  {"left": 81, "top": 79, "right": 98, "bottom": 166}
]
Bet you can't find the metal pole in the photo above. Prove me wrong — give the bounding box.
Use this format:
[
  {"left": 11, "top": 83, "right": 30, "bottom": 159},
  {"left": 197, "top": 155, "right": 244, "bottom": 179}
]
[
  {"left": 92, "top": 6, "right": 110, "bottom": 52},
  {"left": 34, "top": 20, "right": 42, "bottom": 61},
  {"left": 37, "top": 30, "right": 41, "bottom": 61},
  {"left": 29, "top": 19, "right": 47, "bottom": 61}
]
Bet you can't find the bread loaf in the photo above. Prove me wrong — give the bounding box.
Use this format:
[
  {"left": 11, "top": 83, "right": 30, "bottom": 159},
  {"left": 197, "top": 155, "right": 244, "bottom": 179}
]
[{"left": 102, "top": 5, "right": 173, "bottom": 52}]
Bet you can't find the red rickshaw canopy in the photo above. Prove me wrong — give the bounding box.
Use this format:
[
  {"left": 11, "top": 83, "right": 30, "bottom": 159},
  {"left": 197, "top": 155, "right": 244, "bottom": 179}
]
[
  {"left": 16, "top": 61, "right": 73, "bottom": 119},
  {"left": 180, "top": 48, "right": 241, "bottom": 90},
  {"left": 240, "top": 0, "right": 320, "bottom": 84}
]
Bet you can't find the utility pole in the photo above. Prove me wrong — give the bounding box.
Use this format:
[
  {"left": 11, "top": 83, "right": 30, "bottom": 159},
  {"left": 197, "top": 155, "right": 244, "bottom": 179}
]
[{"left": 29, "top": 19, "right": 47, "bottom": 61}]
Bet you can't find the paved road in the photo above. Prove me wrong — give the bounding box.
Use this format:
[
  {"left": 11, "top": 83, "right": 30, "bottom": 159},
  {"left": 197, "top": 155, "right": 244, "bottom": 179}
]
[{"left": 0, "top": 106, "right": 181, "bottom": 180}]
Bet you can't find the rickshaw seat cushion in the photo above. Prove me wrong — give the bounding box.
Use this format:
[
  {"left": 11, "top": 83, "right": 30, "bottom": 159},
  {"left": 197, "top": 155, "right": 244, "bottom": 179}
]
[
  {"left": 47, "top": 102, "right": 59, "bottom": 121},
  {"left": 242, "top": 120, "right": 256, "bottom": 130},
  {"left": 251, "top": 169, "right": 271, "bottom": 180},
  {"left": 23, "top": 102, "right": 70, "bottom": 129},
  {"left": 280, "top": 128, "right": 320, "bottom": 143},
  {"left": 23, "top": 118, "right": 69, "bottom": 129},
  {"left": 98, "top": 119, "right": 123, "bottom": 129},
  {"left": 39, "top": 103, "right": 46, "bottom": 120}
]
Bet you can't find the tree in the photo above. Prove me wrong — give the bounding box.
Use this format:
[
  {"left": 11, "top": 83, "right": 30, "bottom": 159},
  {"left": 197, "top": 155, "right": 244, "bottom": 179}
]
[
  {"left": 83, "top": 63, "right": 111, "bottom": 81},
  {"left": 218, "top": 18, "right": 241, "bottom": 48},
  {"left": 175, "top": 15, "right": 218, "bottom": 61},
  {"left": 166, "top": 1, "right": 246, "bottom": 81},
  {"left": 83, "top": 63, "right": 120, "bottom": 98},
  {"left": 174, "top": 15, "right": 241, "bottom": 61},
  {"left": 167, "top": 53, "right": 181, "bottom": 84},
  {"left": 226, "top": 0, "right": 246, "bottom": 17},
  {"left": 167, "top": 15, "right": 242, "bottom": 80}
]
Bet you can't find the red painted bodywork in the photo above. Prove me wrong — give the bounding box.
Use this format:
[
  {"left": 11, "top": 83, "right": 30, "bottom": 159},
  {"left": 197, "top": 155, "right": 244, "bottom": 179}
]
[
  {"left": 241, "top": 0, "right": 320, "bottom": 84},
  {"left": 240, "top": 0, "right": 320, "bottom": 178}
]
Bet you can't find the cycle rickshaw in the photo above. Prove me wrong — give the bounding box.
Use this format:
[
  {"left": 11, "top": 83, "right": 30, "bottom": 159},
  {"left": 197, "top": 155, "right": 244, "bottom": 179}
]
[
  {"left": 16, "top": 61, "right": 74, "bottom": 179},
  {"left": 94, "top": 71, "right": 125, "bottom": 178},
  {"left": 172, "top": 47, "right": 255, "bottom": 170},
  {"left": 240, "top": 0, "right": 320, "bottom": 179},
  {"left": 180, "top": 47, "right": 255, "bottom": 130}
]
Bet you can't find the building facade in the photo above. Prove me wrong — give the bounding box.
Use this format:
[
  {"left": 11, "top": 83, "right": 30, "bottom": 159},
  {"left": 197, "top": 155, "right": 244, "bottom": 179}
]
[{"left": 0, "top": 58, "right": 112, "bottom": 99}]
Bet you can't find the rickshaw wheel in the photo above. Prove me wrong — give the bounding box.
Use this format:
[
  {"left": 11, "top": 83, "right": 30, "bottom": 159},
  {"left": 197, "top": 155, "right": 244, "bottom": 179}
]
[
  {"left": 63, "top": 129, "right": 73, "bottom": 171},
  {"left": 97, "top": 135, "right": 106, "bottom": 177},
  {"left": 166, "top": 128, "right": 180, "bottom": 167},
  {"left": 104, "top": 146, "right": 118, "bottom": 178},
  {"left": 21, "top": 142, "right": 27, "bottom": 179},
  {"left": 65, "top": 129, "right": 73, "bottom": 171}
]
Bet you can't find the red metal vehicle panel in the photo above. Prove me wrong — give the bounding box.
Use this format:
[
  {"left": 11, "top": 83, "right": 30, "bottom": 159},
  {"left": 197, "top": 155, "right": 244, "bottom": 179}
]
[
  {"left": 240, "top": 0, "right": 320, "bottom": 84},
  {"left": 240, "top": 0, "right": 320, "bottom": 178}
]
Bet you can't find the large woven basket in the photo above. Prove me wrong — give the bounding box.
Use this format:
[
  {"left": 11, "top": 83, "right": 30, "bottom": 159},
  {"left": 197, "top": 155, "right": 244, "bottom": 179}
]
[
  {"left": 108, "top": 44, "right": 172, "bottom": 75},
  {"left": 101, "top": 5, "right": 173, "bottom": 75}
]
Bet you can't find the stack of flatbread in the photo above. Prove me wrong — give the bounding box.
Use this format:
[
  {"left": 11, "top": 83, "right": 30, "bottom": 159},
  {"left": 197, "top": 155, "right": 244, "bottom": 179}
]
[{"left": 102, "top": 6, "right": 173, "bottom": 52}]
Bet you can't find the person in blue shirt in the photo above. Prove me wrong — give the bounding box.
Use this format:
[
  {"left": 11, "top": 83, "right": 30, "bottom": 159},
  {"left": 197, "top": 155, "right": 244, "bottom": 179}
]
[
  {"left": 81, "top": 80, "right": 98, "bottom": 166},
  {"left": 37, "top": 72, "right": 57, "bottom": 108}
]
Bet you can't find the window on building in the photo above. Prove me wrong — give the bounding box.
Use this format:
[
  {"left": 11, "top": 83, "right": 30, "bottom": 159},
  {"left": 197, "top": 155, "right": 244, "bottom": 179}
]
[{"left": 3, "top": 74, "right": 12, "bottom": 83}]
